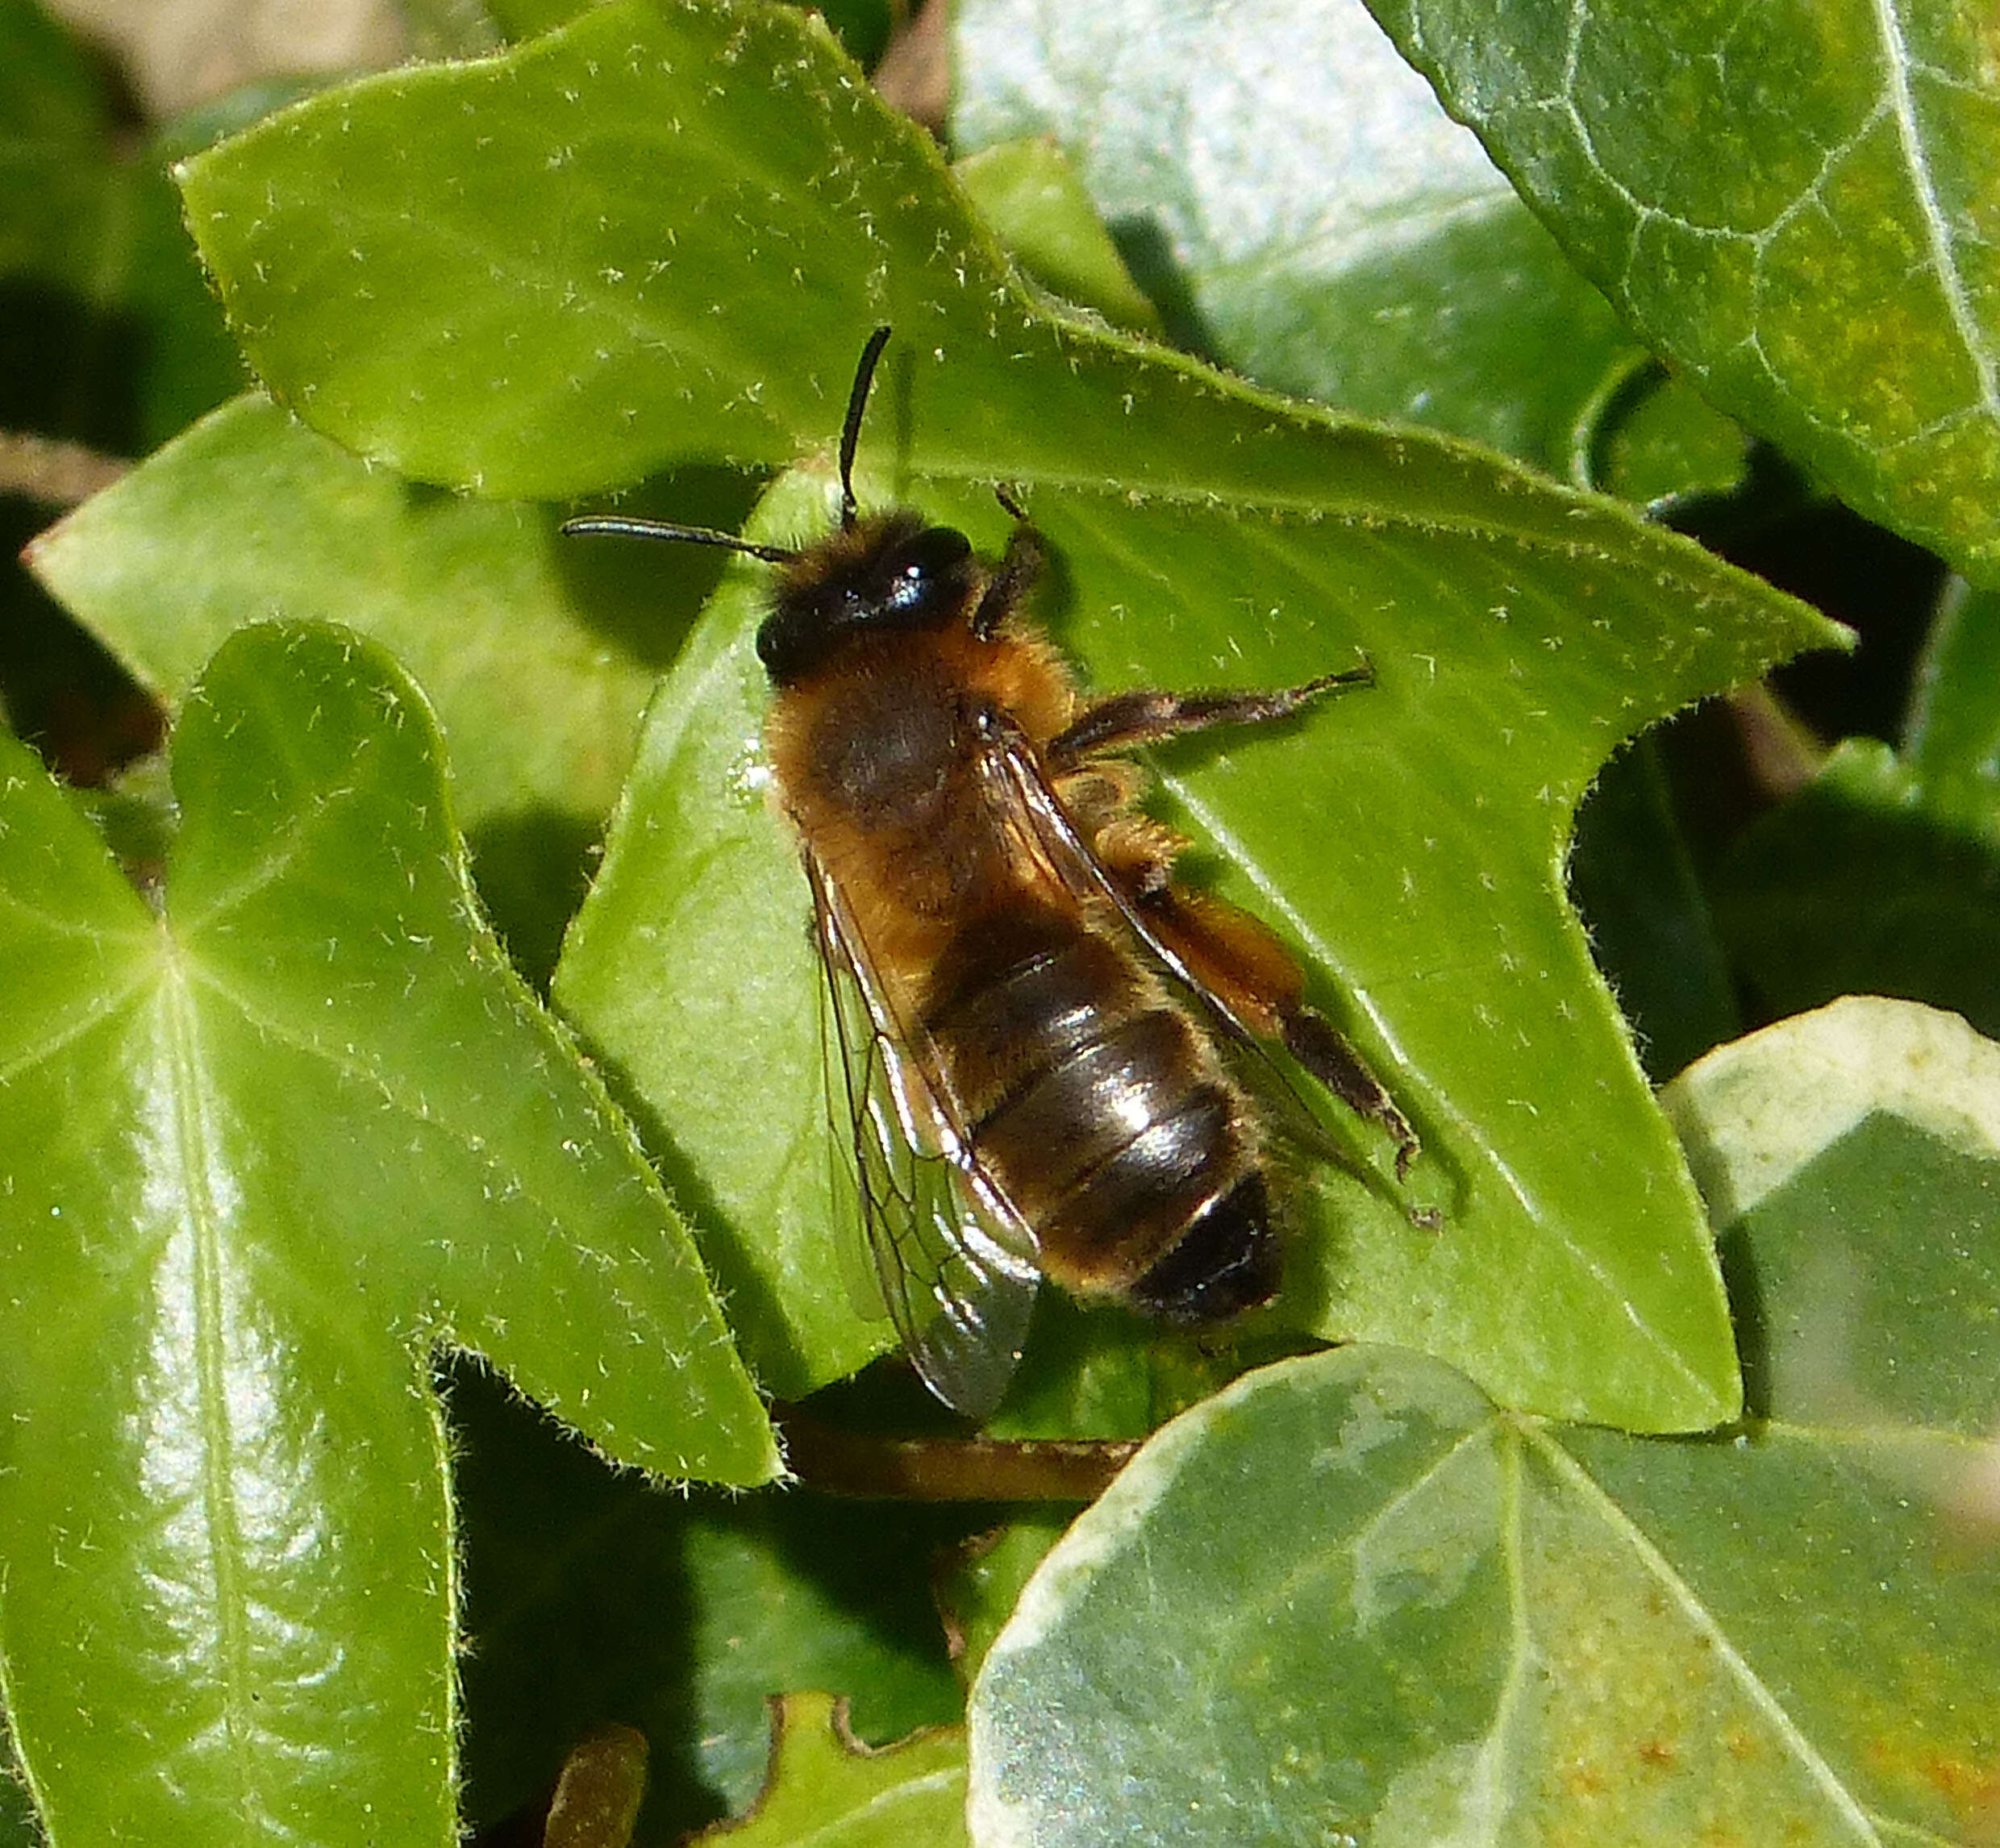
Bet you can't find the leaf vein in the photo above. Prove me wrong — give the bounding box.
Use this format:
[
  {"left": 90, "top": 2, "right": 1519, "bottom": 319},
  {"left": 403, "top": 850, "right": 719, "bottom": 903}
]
[
  {"left": 1531, "top": 1430, "right": 1883, "bottom": 1843},
  {"left": 1869, "top": 0, "right": 2000, "bottom": 414}
]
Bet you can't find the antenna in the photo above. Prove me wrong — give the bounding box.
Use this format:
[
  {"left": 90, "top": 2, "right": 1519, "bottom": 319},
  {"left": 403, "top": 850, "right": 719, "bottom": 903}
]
[
  {"left": 556, "top": 514, "right": 796, "bottom": 563},
  {"left": 840, "top": 325, "right": 893, "bottom": 531},
  {"left": 562, "top": 325, "right": 894, "bottom": 554}
]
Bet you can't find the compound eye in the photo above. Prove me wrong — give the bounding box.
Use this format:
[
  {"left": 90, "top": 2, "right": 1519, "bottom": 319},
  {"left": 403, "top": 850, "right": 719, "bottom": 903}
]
[
  {"left": 906, "top": 526, "right": 973, "bottom": 576},
  {"left": 878, "top": 525, "right": 973, "bottom": 617}
]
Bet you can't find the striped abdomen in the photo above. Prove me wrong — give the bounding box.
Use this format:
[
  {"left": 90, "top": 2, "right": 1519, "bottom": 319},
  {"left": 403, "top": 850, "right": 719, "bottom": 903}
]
[{"left": 919, "top": 903, "right": 1281, "bottom": 1322}]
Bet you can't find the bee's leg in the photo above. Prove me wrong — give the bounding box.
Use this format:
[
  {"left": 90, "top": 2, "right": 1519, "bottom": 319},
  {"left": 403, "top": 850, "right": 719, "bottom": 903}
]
[
  {"left": 1275, "top": 1003, "right": 1421, "bottom": 1180},
  {"left": 1047, "top": 661, "right": 1372, "bottom": 772},
  {"left": 1095, "top": 829, "right": 1419, "bottom": 1177},
  {"left": 970, "top": 515, "right": 1044, "bottom": 639}
]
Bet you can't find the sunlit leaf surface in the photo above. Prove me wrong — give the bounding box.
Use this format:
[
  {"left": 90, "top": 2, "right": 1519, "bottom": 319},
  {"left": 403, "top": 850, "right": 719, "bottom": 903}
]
[
  {"left": 157, "top": 0, "right": 1833, "bottom": 1427},
  {"left": 1371, "top": 0, "right": 2000, "bottom": 582},
  {"left": 973, "top": 995, "right": 2000, "bottom": 1848},
  {"left": 556, "top": 450, "right": 1827, "bottom": 1430},
  {"left": 0, "top": 623, "right": 773, "bottom": 1842},
  {"left": 26, "top": 394, "right": 710, "bottom": 975}
]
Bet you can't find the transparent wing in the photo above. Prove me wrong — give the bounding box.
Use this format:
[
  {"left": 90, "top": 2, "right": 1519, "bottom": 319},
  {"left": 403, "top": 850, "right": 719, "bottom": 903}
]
[
  {"left": 977, "top": 722, "right": 1354, "bottom": 1166},
  {"left": 806, "top": 857, "right": 1041, "bottom": 1420}
]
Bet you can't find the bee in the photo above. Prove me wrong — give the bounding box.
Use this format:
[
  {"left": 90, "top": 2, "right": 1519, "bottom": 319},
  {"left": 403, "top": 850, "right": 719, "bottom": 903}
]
[{"left": 565, "top": 328, "right": 1417, "bottom": 1417}]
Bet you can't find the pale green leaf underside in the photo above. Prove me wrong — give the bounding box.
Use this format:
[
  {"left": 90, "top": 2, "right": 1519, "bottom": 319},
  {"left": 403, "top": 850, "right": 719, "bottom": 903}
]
[
  {"left": 1664, "top": 994, "right": 2000, "bottom": 1225},
  {"left": 971, "top": 1332, "right": 2000, "bottom": 1846},
  {"left": 969, "top": 1009, "right": 2000, "bottom": 1843},
  {"left": 952, "top": 0, "right": 1650, "bottom": 479}
]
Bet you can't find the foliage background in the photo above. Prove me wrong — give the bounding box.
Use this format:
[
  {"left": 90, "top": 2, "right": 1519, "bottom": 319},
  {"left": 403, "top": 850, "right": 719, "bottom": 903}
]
[{"left": 2, "top": 0, "right": 1998, "bottom": 1844}]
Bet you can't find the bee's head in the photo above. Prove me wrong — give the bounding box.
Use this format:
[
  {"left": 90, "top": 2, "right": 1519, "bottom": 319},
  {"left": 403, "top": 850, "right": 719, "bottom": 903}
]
[
  {"left": 565, "top": 327, "right": 986, "bottom": 686},
  {"left": 755, "top": 510, "right": 976, "bottom": 684}
]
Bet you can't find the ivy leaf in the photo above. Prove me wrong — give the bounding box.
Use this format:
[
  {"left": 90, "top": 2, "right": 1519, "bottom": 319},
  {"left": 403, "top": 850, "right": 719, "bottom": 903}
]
[
  {"left": 168, "top": 0, "right": 1658, "bottom": 501},
  {"left": 0, "top": 623, "right": 773, "bottom": 1842},
  {"left": 1369, "top": 0, "right": 2000, "bottom": 584},
  {"left": 950, "top": 0, "right": 1657, "bottom": 479},
  {"left": 553, "top": 447, "right": 1828, "bottom": 1431},
  {"left": 948, "top": 0, "right": 1766, "bottom": 506},
  {"left": 1663, "top": 996, "right": 2000, "bottom": 1431},
  {"left": 694, "top": 1695, "right": 966, "bottom": 1847},
  {"left": 952, "top": 138, "right": 1164, "bottom": 337},
  {"left": 161, "top": 0, "right": 1842, "bottom": 1426},
  {"left": 1910, "top": 580, "right": 2000, "bottom": 826},
  {"left": 934, "top": 1516, "right": 1073, "bottom": 1688},
  {"left": 973, "top": 997, "right": 2000, "bottom": 1844},
  {"left": 24, "top": 393, "right": 729, "bottom": 979}
]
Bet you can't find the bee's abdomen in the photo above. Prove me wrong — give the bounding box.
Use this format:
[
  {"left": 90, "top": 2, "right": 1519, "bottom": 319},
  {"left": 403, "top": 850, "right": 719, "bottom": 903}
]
[
  {"left": 920, "top": 909, "right": 1135, "bottom": 1093},
  {"left": 1123, "top": 1174, "right": 1281, "bottom": 1322},
  {"left": 922, "top": 906, "right": 1276, "bottom": 1314}
]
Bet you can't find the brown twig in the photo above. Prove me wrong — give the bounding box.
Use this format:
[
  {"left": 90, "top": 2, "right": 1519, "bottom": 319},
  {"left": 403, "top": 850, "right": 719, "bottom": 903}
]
[
  {"left": 773, "top": 1403, "right": 1140, "bottom": 1501},
  {"left": 0, "top": 431, "right": 127, "bottom": 510}
]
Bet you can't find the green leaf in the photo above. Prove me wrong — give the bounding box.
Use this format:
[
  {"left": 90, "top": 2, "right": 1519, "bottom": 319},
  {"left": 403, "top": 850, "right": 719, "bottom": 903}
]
[
  {"left": 0, "top": 622, "right": 772, "bottom": 1842},
  {"left": 171, "top": 0, "right": 1835, "bottom": 1429},
  {"left": 952, "top": 0, "right": 1660, "bottom": 478},
  {"left": 1909, "top": 578, "right": 2000, "bottom": 829},
  {"left": 1369, "top": 0, "right": 2000, "bottom": 584},
  {"left": 1662, "top": 996, "right": 2000, "bottom": 1430},
  {"left": 971, "top": 1025, "right": 2000, "bottom": 1848},
  {"left": 26, "top": 395, "right": 716, "bottom": 980},
  {"left": 452, "top": 1364, "right": 969, "bottom": 1839},
  {"left": 952, "top": 139, "right": 1164, "bottom": 336},
  {"left": 673, "top": 1508, "right": 969, "bottom": 1818},
  {"left": 173, "top": 0, "right": 1612, "bottom": 494},
  {"left": 934, "top": 1516, "right": 1070, "bottom": 1687},
  {"left": 694, "top": 1695, "right": 966, "bottom": 1847},
  {"left": 174, "top": 0, "right": 979, "bottom": 495},
  {"left": 555, "top": 415, "right": 1827, "bottom": 1430},
  {"left": 551, "top": 473, "right": 880, "bottom": 1399},
  {"left": 1588, "top": 367, "right": 1755, "bottom": 514}
]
